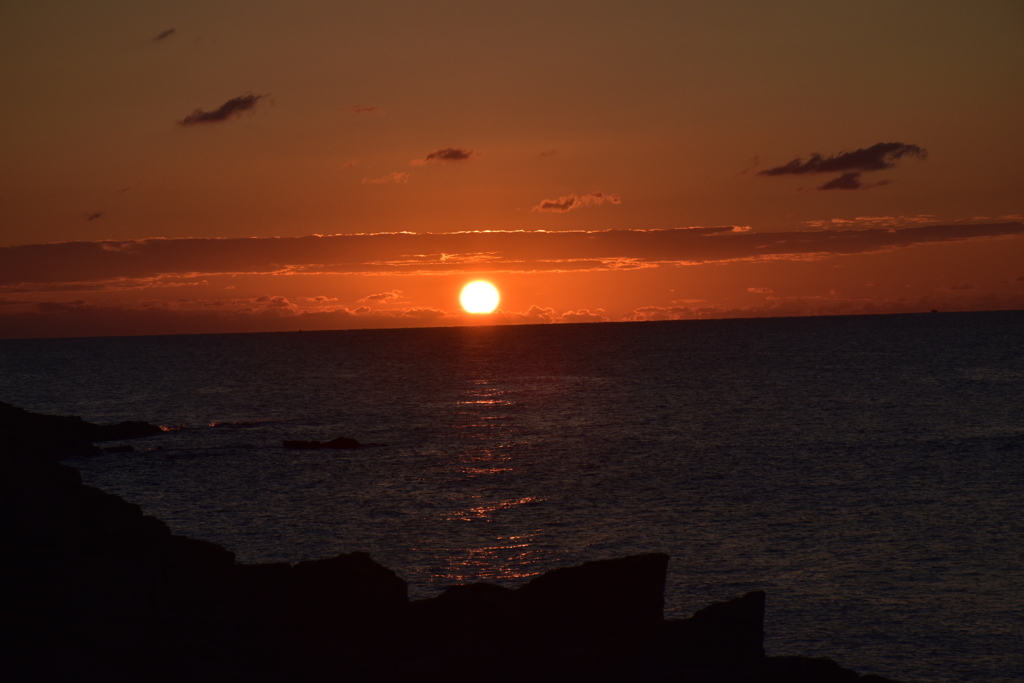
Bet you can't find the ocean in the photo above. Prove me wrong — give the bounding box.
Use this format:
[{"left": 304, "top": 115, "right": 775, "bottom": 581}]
[{"left": 2, "top": 311, "right": 1022, "bottom": 682}]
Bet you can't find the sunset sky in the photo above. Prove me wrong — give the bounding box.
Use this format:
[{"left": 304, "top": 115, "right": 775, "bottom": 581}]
[{"left": 2, "top": 0, "right": 1022, "bottom": 338}]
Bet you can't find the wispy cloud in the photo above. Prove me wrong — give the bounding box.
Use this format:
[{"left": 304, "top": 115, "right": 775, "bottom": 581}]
[
  {"left": 501, "top": 305, "right": 556, "bottom": 324},
  {"left": 532, "top": 192, "right": 622, "bottom": 213},
  {"left": 2, "top": 223, "right": 1021, "bottom": 290},
  {"left": 153, "top": 28, "right": 176, "bottom": 42},
  {"left": 411, "top": 148, "right": 475, "bottom": 165},
  {"left": 760, "top": 142, "right": 927, "bottom": 191},
  {"left": 358, "top": 290, "right": 403, "bottom": 303},
  {"left": 85, "top": 211, "right": 104, "bottom": 222},
  {"left": 559, "top": 308, "right": 609, "bottom": 323},
  {"left": 760, "top": 142, "right": 927, "bottom": 176},
  {"left": 0, "top": 301, "right": 444, "bottom": 339},
  {"left": 254, "top": 295, "right": 292, "bottom": 309},
  {"left": 401, "top": 307, "right": 448, "bottom": 321},
  {"left": 362, "top": 171, "right": 410, "bottom": 184},
  {"left": 178, "top": 94, "right": 267, "bottom": 126},
  {"left": 804, "top": 215, "right": 936, "bottom": 229},
  {"left": 37, "top": 300, "right": 87, "bottom": 313},
  {"left": 816, "top": 172, "right": 891, "bottom": 191},
  {"left": 0, "top": 297, "right": 624, "bottom": 339},
  {"left": 622, "top": 305, "right": 716, "bottom": 322},
  {"left": 341, "top": 105, "right": 385, "bottom": 114},
  {"left": 12, "top": 287, "right": 1019, "bottom": 339}
]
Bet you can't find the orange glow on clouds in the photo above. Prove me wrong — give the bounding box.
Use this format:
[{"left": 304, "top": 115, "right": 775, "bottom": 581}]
[
  {"left": 0, "top": 222, "right": 1022, "bottom": 338},
  {"left": 0, "top": 2, "right": 1021, "bottom": 338}
]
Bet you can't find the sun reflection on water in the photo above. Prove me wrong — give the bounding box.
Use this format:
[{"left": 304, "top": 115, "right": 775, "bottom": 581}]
[
  {"left": 421, "top": 341, "right": 555, "bottom": 586},
  {"left": 445, "top": 495, "right": 544, "bottom": 522},
  {"left": 419, "top": 534, "right": 548, "bottom": 584}
]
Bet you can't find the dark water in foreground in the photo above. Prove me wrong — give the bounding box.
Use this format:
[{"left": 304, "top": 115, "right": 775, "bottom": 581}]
[{"left": 2, "top": 311, "right": 1022, "bottom": 682}]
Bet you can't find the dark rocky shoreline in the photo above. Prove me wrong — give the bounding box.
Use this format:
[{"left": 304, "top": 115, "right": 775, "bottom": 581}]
[{"left": 1, "top": 402, "right": 901, "bottom": 681}]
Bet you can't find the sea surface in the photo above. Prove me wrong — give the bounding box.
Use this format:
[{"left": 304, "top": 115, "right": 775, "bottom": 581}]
[{"left": 2, "top": 311, "right": 1022, "bottom": 682}]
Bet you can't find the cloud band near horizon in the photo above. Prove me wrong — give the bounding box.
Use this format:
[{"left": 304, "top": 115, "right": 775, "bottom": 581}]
[{"left": 1, "top": 223, "right": 1021, "bottom": 292}]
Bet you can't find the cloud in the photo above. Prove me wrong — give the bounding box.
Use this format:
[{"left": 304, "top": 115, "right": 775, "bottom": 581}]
[
  {"left": 761, "top": 142, "right": 926, "bottom": 191},
  {"left": 2, "top": 223, "right": 1021, "bottom": 291},
  {"left": 817, "top": 172, "right": 863, "bottom": 191},
  {"left": 532, "top": 192, "right": 622, "bottom": 213},
  {"left": 737, "top": 156, "right": 760, "bottom": 176},
  {"left": 816, "top": 173, "right": 892, "bottom": 191},
  {"left": 85, "top": 211, "right": 104, "bottom": 222},
  {"left": 488, "top": 306, "right": 610, "bottom": 324},
  {"left": 622, "top": 305, "right": 716, "bottom": 322},
  {"left": 362, "top": 172, "right": 409, "bottom": 184},
  {"left": 0, "top": 301, "right": 453, "bottom": 339},
  {"left": 760, "top": 142, "right": 927, "bottom": 176},
  {"left": 559, "top": 308, "right": 609, "bottom": 323},
  {"left": 10, "top": 288, "right": 1021, "bottom": 339},
  {"left": 342, "top": 105, "right": 384, "bottom": 114},
  {"left": 254, "top": 295, "right": 292, "bottom": 308},
  {"left": 37, "top": 300, "right": 86, "bottom": 313},
  {"left": 746, "top": 287, "right": 774, "bottom": 294},
  {"left": 804, "top": 215, "right": 936, "bottom": 229},
  {"left": 178, "top": 94, "right": 266, "bottom": 126},
  {"left": 401, "top": 307, "right": 447, "bottom": 321},
  {"left": 358, "top": 290, "right": 403, "bottom": 303},
  {"left": 4, "top": 299, "right": 621, "bottom": 338},
  {"left": 153, "top": 29, "right": 176, "bottom": 42},
  {"left": 502, "top": 305, "right": 557, "bottom": 324},
  {"left": 412, "top": 148, "right": 475, "bottom": 165}
]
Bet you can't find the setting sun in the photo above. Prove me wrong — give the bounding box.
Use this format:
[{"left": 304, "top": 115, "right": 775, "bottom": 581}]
[{"left": 460, "top": 280, "right": 500, "bottom": 314}]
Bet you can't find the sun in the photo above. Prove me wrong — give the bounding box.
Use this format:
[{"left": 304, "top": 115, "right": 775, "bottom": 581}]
[{"left": 460, "top": 280, "right": 500, "bottom": 314}]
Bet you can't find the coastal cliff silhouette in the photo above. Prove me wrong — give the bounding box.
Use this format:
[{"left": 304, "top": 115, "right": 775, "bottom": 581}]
[{"left": 1, "top": 402, "right": 900, "bottom": 681}]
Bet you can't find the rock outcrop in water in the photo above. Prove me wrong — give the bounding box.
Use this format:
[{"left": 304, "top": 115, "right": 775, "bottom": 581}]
[
  {"left": 0, "top": 403, "right": 901, "bottom": 682},
  {"left": 1, "top": 401, "right": 162, "bottom": 458}
]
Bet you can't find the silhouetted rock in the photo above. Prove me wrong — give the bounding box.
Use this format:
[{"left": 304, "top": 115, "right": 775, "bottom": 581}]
[
  {"left": 226, "top": 562, "right": 297, "bottom": 630},
  {"left": 761, "top": 656, "right": 862, "bottom": 682},
  {"left": 92, "top": 420, "right": 163, "bottom": 442},
  {"left": 433, "top": 581, "right": 519, "bottom": 618},
  {"left": 292, "top": 551, "right": 408, "bottom": 628},
  {"left": 517, "top": 552, "right": 669, "bottom": 631},
  {"left": 77, "top": 484, "right": 171, "bottom": 557},
  {"left": 323, "top": 436, "right": 362, "bottom": 449},
  {"left": 409, "top": 582, "right": 521, "bottom": 647},
  {"left": 0, "top": 401, "right": 160, "bottom": 463},
  {"left": 659, "top": 589, "right": 766, "bottom": 667},
  {"left": 283, "top": 439, "right": 323, "bottom": 449},
  {"left": 160, "top": 535, "right": 237, "bottom": 612},
  {"left": 1, "top": 403, "right": 907, "bottom": 682},
  {"left": 1, "top": 401, "right": 101, "bottom": 460}
]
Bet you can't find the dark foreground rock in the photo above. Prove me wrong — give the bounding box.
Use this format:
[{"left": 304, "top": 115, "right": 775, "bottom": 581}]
[
  {"left": 1, "top": 401, "right": 161, "bottom": 461},
  {"left": 1, "top": 404, "right": 902, "bottom": 682}
]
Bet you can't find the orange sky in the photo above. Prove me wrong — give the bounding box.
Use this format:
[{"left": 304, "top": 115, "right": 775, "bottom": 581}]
[{"left": 2, "top": 1, "right": 1022, "bottom": 338}]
